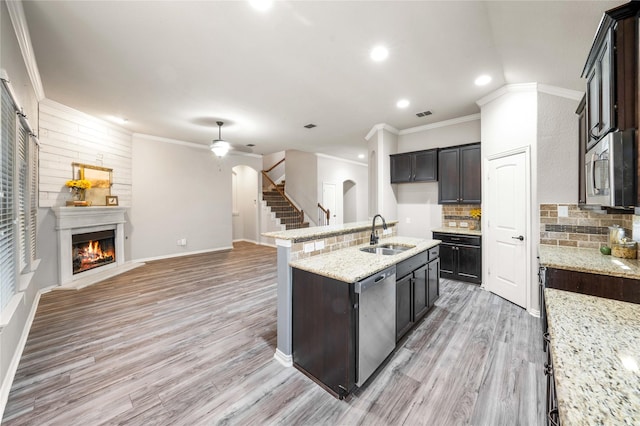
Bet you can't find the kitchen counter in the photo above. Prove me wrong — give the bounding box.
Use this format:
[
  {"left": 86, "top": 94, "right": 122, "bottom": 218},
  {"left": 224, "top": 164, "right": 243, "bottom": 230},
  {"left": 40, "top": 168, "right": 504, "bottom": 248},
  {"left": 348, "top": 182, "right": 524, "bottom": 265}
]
[
  {"left": 263, "top": 220, "right": 399, "bottom": 243},
  {"left": 290, "top": 236, "right": 440, "bottom": 283},
  {"left": 432, "top": 227, "right": 482, "bottom": 237},
  {"left": 539, "top": 245, "right": 640, "bottom": 280},
  {"left": 544, "top": 288, "right": 640, "bottom": 425}
]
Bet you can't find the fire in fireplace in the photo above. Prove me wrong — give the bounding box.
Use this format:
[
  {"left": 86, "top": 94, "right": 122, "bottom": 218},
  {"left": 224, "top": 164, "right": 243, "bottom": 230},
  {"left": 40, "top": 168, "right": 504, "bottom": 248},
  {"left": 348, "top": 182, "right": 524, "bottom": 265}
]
[{"left": 72, "top": 230, "right": 116, "bottom": 274}]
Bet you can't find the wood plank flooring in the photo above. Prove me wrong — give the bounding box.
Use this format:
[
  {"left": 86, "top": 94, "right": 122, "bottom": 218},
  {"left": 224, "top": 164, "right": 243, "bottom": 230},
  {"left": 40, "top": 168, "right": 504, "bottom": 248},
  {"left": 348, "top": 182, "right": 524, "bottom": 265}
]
[{"left": 3, "top": 241, "right": 545, "bottom": 425}]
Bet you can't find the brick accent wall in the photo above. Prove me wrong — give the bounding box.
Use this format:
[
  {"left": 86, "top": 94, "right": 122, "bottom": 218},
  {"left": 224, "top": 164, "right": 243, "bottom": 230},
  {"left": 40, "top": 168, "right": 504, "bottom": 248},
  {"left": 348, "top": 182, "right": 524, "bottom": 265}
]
[
  {"left": 539, "top": 204, "right": 633, "bottom": 248},
  {"left": 289, "top": 225, "right": 397, "bottom": 261},
  {"left": 442, "top": 204, "right": 481, "bottom": 229}
]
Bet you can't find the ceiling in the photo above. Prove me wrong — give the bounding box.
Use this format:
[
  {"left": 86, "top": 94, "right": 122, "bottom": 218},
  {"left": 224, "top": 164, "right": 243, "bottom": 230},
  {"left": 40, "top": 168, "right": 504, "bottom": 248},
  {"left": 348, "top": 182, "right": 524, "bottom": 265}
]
[{"left": 21, "top": 0, "right": 626, "bottom": 161}]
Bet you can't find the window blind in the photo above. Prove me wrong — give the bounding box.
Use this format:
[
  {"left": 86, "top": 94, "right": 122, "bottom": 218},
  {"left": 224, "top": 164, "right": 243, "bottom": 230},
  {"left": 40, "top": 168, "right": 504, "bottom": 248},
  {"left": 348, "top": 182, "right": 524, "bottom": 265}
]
[
  {"left": 1, "top": 85, "right": 16, "bottom": 310},
  {"left": 17, "top": 124, "right": 27, "bottom": 272},
  {"left": 29, "top": 136, "right": 38, "bottom": 264}
]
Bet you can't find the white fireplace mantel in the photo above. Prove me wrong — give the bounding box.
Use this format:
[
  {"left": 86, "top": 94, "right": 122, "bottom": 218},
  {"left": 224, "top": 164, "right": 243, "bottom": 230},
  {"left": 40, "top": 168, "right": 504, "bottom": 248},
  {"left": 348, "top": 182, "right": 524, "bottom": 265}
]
[{"left": 52, "top": 206, "right": 130, "bottom": 287}]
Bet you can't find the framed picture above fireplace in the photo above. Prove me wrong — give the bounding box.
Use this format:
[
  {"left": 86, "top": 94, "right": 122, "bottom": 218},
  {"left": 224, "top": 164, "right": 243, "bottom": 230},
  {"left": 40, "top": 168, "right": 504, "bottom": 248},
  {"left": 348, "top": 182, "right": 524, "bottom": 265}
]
[{"left": 72, "top": 162, "right": 112, "bottom": 206}]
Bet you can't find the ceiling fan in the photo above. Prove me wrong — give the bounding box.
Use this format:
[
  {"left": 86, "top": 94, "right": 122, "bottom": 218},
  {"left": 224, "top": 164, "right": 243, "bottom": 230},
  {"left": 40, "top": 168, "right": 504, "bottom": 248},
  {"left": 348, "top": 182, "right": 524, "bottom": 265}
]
[{"left": 210, "top": 121, "right": 253, "bottom": 157}]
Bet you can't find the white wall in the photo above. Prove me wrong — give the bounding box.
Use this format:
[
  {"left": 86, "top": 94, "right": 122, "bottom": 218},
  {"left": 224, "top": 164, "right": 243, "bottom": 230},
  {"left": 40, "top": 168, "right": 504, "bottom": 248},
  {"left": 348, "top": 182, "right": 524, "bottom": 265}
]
[
  {"left": 284, "top": 149, "right": 317, "bottom": 223},
  {"left": 538, "top": 93, "right": 580, "bottom": 204},
  {"left": 232, "top": 165, "right": 259, "bottom": 243},
  {"left": 130, "top": 135, "right": 261, "bottom": 261},
  {"left": 316, "top": 154, "right": 368, "bottom": 224},
  {"left": 396, "top": 119, "right": 481, "bottom": 237},
  {"left": 367, "top": 126, "right": 399, "bottom": 221}
]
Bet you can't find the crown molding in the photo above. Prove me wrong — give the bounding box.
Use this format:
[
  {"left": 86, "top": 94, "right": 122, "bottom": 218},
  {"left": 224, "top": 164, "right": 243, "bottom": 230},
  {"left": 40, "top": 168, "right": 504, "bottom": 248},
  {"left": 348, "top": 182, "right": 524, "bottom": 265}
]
[
  {"left": 537, "top": 84, "right": 584, "bottom": 101},
  {"left": 133, "top": 133, "right": 262, "bottom": 158},
  {"left": 315, "top": 153, "right": 367, "bottom": 167},
  {"left": 398, "top": 113, "right": 481, "bottom": 136},
  {"left": 6, "top": 0, "right": 45, "bottom": 101},
  {"left": 476, "top": 83, "right": 583, "bottom": 107},
  {"left": 364, "top": 123, "right": 399, "bottom": 141}
]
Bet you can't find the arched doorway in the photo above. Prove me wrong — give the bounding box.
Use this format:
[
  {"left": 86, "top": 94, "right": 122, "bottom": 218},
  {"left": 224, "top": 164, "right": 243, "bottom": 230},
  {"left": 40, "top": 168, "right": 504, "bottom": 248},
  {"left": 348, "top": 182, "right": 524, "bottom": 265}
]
[
  {"left": 231, "top": 165, "right": 259, "bottom": 243},
  {"left": 343, "top": 180, "right": 357, "bottom": 223}
]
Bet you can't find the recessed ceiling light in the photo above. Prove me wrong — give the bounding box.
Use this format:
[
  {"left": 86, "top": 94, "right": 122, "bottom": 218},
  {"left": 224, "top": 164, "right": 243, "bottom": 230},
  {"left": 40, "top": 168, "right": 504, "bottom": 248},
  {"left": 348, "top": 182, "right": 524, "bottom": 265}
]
[
  {"left": 358, "top": 154, "right": 365, "bottom": 159},
  {"left": 474, "top": 75, "right": 492, "bottom": 86},
  {"left": 370, "top": 45, "right": 389, "bottom": 62},
  {"left": 396, "top": 99, "right": 410, "bottom": 109},
  {"left": 249, "top": 0, "right": 272, "bottom": 11}
]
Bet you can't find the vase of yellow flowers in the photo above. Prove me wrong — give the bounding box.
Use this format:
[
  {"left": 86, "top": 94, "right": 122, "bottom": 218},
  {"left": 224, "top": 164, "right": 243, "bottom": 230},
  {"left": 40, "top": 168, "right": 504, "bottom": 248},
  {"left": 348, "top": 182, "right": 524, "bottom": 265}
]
[
  {"left": 470, "top": 208, "right": 481, "bottom": 230},
  {"left": 65, "top": 179, "right": 92, "bottom": 202}
]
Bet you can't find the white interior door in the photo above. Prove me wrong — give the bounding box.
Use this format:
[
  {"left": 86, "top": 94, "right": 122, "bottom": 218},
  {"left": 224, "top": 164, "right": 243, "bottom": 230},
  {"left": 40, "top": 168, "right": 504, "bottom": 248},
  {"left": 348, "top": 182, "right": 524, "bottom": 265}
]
[
  {"left": 487, "top": 151, "right": 528, "bottom": 308},
  {"left": 322, "top": 183, "right": 337, "bottom": 224}
]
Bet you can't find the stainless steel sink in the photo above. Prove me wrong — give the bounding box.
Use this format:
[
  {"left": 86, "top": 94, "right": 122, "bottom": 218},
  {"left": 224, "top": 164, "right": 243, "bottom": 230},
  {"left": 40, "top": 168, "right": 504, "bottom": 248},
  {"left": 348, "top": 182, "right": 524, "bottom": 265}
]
[
  {"left": 378, "top": 243, "right": 415, "bottom": 252},
  {"left": 359, "top": 243, "right": 415, "bottom": 255},
  {"left": 360, "top": 247, "right": 400, "bottom": 255}
]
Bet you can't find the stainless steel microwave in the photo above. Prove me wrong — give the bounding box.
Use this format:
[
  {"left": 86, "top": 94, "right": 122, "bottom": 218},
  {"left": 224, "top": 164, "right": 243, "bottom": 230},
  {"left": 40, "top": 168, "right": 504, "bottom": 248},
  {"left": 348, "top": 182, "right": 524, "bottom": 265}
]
[{"left": 585, "top": 129, "right": 635, "bottom": 207}]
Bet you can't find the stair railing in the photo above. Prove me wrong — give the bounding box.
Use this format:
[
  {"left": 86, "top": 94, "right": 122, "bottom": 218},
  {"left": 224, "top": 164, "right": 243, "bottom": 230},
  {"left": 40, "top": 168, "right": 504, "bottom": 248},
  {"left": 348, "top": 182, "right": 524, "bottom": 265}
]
[
  {"left": 317, "top": 203, "right": 330, "bottom": 226},
  {"left": 261, "top": 170, "right": 304, "bottom": 225}
]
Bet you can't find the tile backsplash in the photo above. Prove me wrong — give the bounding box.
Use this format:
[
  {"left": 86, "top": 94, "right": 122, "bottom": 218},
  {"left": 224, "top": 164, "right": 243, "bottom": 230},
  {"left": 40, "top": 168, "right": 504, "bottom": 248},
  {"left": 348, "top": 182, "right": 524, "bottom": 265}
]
[
  {"left": 539, "top": 204, "right": 633, "bottom": 248},
  {"left": 442, "top": 205, "right": 481, "bottom": 229}
]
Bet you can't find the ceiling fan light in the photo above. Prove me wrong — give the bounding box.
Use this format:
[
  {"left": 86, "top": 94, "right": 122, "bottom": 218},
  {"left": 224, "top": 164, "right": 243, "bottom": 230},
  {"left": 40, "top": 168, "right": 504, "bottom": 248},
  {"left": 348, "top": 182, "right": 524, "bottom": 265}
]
[{"left": 211, "top": 140, "right": 230, "bottom": 157}]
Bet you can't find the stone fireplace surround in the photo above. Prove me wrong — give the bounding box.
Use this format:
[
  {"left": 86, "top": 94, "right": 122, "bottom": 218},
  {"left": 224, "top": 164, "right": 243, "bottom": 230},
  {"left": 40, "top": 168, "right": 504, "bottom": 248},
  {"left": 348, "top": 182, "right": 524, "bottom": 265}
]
[{"left": 52, "top": 206, "right": 141, "bottom": 289}]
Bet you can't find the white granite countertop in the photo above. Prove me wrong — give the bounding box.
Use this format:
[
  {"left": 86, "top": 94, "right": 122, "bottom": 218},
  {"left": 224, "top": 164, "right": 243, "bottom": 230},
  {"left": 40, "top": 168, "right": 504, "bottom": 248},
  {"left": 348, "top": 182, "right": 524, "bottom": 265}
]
[
  {"left": 539, "top": 245, "right": 640, "bottom": 280},
  {"left": 545, "top": 288, "right": 640, "bottom": 425},
  {"left": 262, "top": 220, "right": 399, "bottom": 243},
  {"left": 432, "top": 227, "right": 482, "bottom": 237},
  {"left": 290, "top": 236, "right": 440, "bottom": 283}
]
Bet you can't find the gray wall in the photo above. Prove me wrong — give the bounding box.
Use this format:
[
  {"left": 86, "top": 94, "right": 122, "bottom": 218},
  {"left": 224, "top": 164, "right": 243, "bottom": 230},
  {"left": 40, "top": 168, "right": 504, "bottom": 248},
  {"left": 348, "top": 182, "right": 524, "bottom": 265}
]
[
  {"left": 317, "top": 154, "right": 368, "bottom": 224},
  {"left": 284, "top": 150, "right": 318, "bottom": 223},
  {"left": 130, "top": 135, "right": 261, "bottom": 261}
]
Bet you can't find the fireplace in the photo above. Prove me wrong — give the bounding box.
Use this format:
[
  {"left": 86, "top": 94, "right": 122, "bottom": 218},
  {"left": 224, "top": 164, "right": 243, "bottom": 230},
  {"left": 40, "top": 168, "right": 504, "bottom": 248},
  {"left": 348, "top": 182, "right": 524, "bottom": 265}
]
[{"left": 72, "top": 230, "right": 116, "bottom": 274}]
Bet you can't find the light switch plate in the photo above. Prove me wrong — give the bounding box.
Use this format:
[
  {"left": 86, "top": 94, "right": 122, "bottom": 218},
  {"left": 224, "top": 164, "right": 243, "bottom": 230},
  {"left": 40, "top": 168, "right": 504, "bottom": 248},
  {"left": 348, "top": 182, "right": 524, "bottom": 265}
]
[
  {"left": 558, "top": 205, "right": 569, "bottom": 217},
  {"left": 315, "top": 240, "right": 325, "bottom": 250},
  {"left": 383, "top": 228, "right": 392, "bottom": 235},
  {"left": 460, "top": 222, "right": 469, "bottom": 228},
  {"left": 304, "top": 242, "right": 315, "bottom": 253},
  {"left": 448, "top": 222, "right": 457, "bottom": 227}
]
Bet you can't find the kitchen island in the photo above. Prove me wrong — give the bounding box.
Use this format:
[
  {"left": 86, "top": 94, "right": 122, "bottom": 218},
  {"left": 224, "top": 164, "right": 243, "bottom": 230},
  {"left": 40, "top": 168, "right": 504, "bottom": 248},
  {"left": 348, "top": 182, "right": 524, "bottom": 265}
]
[
  {"left": 262, "top": 221, "right": 439, "bottom": 397},
  {"left": 544, "top": 288, "right": 640, "bottom": 425}
]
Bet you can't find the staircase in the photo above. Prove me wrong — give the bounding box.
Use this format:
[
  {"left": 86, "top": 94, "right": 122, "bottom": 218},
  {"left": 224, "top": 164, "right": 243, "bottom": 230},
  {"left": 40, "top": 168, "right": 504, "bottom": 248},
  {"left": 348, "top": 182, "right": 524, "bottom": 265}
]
[{"left": 262, "top": 182, "right": 309, "bottom": 230}]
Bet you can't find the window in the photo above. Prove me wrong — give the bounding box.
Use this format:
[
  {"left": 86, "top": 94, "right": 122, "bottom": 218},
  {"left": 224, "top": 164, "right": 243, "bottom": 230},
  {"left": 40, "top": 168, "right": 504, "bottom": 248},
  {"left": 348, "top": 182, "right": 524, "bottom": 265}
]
[{"left": 1, "top": 80, "right": 39, "bottom": 311}]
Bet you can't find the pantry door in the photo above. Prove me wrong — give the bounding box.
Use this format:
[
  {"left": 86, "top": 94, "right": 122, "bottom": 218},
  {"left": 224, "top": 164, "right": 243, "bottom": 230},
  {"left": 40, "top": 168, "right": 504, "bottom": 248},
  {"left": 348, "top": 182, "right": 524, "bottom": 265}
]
[{"left": 486, "top": 150, "right": 529, "bottom": 309}]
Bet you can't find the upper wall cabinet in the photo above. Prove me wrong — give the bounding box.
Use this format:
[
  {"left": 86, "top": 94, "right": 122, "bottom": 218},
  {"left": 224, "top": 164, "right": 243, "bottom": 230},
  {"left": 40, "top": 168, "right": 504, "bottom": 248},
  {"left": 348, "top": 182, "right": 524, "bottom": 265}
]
[
  {"left": 582, "top": 3, "right": 640, "bottom": 149},
  {"left": 438, "top": 143, "right": 481, "bottom": 204},
  {"left": 390, "top": 149, "right": 438, "bottom": 183}
]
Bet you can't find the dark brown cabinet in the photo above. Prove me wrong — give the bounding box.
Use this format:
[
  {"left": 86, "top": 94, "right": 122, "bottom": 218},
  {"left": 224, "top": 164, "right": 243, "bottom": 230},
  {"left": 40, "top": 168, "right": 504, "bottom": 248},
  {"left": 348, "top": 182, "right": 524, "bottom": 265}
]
[
  {"left": 544, "top": 267, "right": 640, "bottom": 304},
  {"left": 396, "top": 246, "right": 440, "bottom": 342},
  {"left": 584, "top": 27, "right": 615, "bottom": 150},
  {"left": 292, "top": 268, "right": 356, "bottom": 398},
  {"left": 433, "top": 232, "right": 481, "bottom": 284},
  {"left": 577, "top": 96, "right": 587, "bottom": 205},
  {"left": 390, "top": 149, "right": 438, "bottom": 183},
  {"left": 438, "top": 143, "right": 481, "bottom": 204}
]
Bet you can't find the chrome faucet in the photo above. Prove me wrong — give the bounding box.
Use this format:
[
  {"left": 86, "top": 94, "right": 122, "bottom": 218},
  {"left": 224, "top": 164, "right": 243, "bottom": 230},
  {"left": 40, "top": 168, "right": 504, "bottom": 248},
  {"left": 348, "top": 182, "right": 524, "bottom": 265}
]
[{"left": 370, "top": 214, "right": 387, "bottom": 245}]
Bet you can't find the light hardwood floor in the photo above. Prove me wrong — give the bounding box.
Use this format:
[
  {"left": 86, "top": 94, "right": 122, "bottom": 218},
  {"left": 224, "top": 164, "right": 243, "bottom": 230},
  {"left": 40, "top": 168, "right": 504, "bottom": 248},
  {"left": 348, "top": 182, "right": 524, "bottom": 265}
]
[{"left": 3, "top": 241, "right": 545, "bottom": 425}]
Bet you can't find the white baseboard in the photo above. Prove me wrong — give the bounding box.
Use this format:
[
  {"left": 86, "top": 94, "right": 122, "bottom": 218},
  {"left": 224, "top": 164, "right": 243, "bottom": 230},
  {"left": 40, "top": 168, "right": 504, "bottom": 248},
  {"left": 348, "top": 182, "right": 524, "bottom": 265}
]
[
  {"left": 528, "top": 308, "right": 541, "bottom": 318},
  {"left": 273, "top": 348, "right": 293, "bottom": 367},
  {"left": 232, "top": 238, "right": 259, "bottom": 244},
  {"left": 133, "top": 246, "right": 233, "bottom": 263},
  {"left": 0, "top": 288, "right": 43, "bottom": 421}
]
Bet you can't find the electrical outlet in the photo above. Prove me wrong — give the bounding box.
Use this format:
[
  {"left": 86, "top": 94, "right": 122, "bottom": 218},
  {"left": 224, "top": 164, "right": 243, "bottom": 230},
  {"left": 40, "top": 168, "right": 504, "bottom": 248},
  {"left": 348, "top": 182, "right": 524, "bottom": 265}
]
[
  {"left": 406, "top": 217, "right": 411, "bottom": 224},
  {"left": 383, "top": 228, "right": 392, "bottom": 235},
  {"left": 315, "top": 240, "right": 325, "bottom": 250},
  {"left": 448, "top": 222, "right": 457, "bottom": 227},
  {"left": 460, "top": 222, "right": 469, "bottom": 228},
  {"left": 304, "top": 242, "right": 315, "bottom": 253},
  {"left": 558, "top": 205, "right": 569, "bottom": 217}
]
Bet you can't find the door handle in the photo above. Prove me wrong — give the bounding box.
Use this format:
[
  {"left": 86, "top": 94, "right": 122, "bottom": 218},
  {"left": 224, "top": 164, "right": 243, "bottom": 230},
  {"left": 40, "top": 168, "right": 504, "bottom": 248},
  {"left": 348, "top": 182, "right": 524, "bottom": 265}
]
[{"left": 512, "top": 235, "right": 524, "bottom": 241}]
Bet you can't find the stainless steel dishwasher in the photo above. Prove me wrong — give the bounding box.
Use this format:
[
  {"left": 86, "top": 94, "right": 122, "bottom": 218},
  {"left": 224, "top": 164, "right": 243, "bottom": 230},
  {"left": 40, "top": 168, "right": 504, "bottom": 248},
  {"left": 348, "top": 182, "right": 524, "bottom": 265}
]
[{"left": 354, "top": 265, "right": 396, "bottom": 387}]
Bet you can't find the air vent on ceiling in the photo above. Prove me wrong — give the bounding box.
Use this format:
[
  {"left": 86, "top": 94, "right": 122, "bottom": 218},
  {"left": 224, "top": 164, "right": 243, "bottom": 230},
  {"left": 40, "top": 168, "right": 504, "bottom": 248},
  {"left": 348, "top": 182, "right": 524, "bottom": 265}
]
[
  {"left": 416, "top": 110, "right": 432, "bottom": 118},
  {"left": 304, "top": 123, "right": 317, "bottom": 129},
  {"left": 246, "top": 143, "right": 255, "bottom": 147}
]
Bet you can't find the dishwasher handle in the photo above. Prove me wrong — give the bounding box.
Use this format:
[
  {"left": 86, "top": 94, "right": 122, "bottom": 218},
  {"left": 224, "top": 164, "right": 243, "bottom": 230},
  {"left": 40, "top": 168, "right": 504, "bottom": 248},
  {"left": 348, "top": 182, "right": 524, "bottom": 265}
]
[{"left": 355, "top": 266, "right": 396, "bottom": 293}]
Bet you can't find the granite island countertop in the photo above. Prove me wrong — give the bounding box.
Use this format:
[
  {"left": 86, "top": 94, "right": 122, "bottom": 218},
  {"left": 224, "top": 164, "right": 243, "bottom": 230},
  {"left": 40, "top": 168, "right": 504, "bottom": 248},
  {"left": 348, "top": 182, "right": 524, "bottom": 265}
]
[
  {"left": 432, "top": 227, "right": 482, "bottom": 237},
  {"left": 539, "top": 245, "right": 640, "bottom": 280},
  {"left": 263, "top": 220, "right": 399, "bottom": 243},
  {"left": 289, "top": 236, "right": 440, "bottom": 283},
  {"left": 544, "top": 288, "right": 640, "bottom": 425}
]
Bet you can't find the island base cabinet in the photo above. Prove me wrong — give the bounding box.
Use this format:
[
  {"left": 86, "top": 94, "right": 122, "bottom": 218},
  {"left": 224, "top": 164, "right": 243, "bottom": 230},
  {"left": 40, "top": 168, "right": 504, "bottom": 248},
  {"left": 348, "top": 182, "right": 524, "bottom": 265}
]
[{"left": 292, "top": 268, "right": 356, "bottom": 399}]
